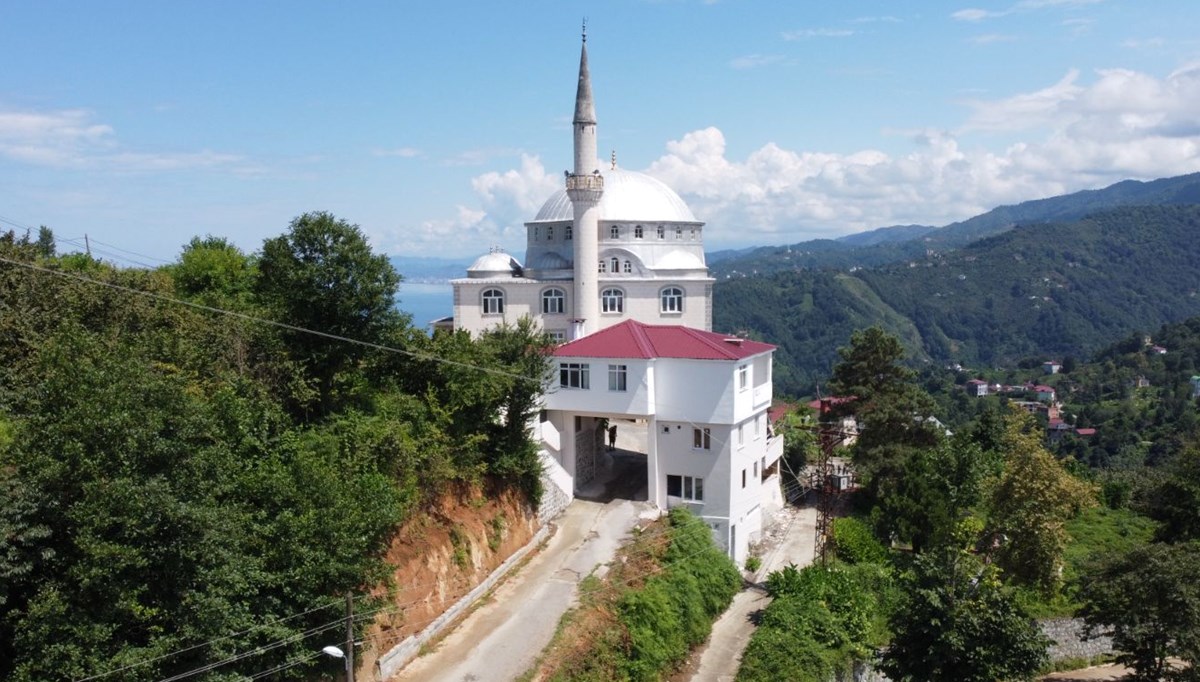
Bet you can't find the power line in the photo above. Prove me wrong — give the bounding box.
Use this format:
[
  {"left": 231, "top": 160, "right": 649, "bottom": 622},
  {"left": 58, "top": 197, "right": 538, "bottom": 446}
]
[{"left": 0, "top": 255, "right": 541, "bottom": 385}]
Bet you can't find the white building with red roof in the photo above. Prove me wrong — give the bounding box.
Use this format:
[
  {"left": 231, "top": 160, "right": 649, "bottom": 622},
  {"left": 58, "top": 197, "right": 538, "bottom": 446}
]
[{"left": 539, "top": 320, "right": 783, "bottom": 562}]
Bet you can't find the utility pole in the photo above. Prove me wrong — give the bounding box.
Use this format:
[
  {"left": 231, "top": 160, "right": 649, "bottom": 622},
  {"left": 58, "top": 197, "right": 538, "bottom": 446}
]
[
  {"left": 345, "top": 592, "right": 355, "bottom": 682},
  {"left": 814, "top": 398, "right": 850, "bottom": 565},
  {"left": 84, "top": 233, "right": 91, "bottom": 256}
]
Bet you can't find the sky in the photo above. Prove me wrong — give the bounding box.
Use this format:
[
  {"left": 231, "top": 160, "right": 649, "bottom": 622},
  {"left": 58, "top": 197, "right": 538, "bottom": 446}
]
[{"left": 3, "top": 0, "right": 1200, "bottom": 265}]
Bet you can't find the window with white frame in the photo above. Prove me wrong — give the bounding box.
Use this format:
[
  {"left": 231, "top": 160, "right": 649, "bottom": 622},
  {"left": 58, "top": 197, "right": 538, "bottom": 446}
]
[
  {"left": 623, "top": 260, "right": 632, "bottom": 274},
  {"left": 610, "top": 256, "right": 620, "bottom": 273},
  {"left": 667, "top": 474, "right": 704, "bottom": 501},
  {"left": 693, "top": 427, "right": 711, "bottom": 450},
  {"left": 566, "top": 225, "right": 573, "bottom": 240},
  {"left": 608, "top": 364, "right": 627, "bottom": 392},
  {"left": 482, "top": 288, "right": 505, "bottom": 315},
  {"left": 657, "top": 225, "right": 665, "bottom": 239},
  {"left": 610, "top": 225, "right": 620, "bottom": 239},
  {"left": 533, "top": 226, "right": 539, "bottom": 240},
  {"left": 542, "top": 287, "right": 565, "bottom": 315},
  {"left": 634, "top": 225, "right": 643, "bottom": 238},
  {"left": 559, "top": 362, "right": 590, "bottom": 389},
  {"left": 660, "top": 286, "right": 684, "bottom": 314},
  {"left": 601, "top": 288, "right": 624, "bottom": 314},
  {"left": 547, "top": 226, "right": 554, "bottom": 240},
  {"left": 598, "top": 260, "right": 607, "bottom": 273},
  {"left": 738, "top": 364, "right": 749, "bottom": 391},
  {"left": 690, "top": 228, "right": 697, "bottom": 239},
  {"left": 675, "top": 226, "right": 683, "bottom": 239},
  {"left": 547, "top": 330, "right": 566, "bottom": 343}
]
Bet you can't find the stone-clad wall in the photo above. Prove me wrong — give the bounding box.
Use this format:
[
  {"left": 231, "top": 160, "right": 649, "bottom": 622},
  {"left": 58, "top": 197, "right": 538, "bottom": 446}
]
[{"left": 830, "top": 617, "right": 1112, "bottom": 682}]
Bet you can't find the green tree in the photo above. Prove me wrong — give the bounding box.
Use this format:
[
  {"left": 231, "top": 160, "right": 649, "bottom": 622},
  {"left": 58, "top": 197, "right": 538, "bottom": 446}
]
[
  {"left": 828, "top": 326, "right": 941, "bottom": 502},
  {"left": 169, "top": 235, "right": 256, "bottom": 308},
  {"left": 35, "top": 226, "right": 55, "bottom": 258},
  {"left": 257, "top": 212, "right": 405, "bottom": 417},
  {"left": 1143, "top": 444, "right": 1200, "bottom": 543},
  {"left": 986, "top": 407, "right": 1097, "bottom": 591},
  {"left": 880, "top": 547, "right": 1049, "bottom": 682},
  {"left": 1077, "top": 542, "right": 1200, "bottom": 682}
]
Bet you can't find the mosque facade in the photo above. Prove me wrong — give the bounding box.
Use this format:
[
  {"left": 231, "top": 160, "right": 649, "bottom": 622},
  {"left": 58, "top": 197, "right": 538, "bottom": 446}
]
[{"left": 451, "top": 33, "right": 781, "bottom": 563}]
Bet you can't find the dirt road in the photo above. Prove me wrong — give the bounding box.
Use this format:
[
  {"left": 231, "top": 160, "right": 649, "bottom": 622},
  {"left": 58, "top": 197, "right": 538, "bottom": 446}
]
[
  {"left": 393, "top": 498, "right": 650, "bottom": 682},
  {"left": 685, "top": 505, "right": 818, "bottom": 682}
]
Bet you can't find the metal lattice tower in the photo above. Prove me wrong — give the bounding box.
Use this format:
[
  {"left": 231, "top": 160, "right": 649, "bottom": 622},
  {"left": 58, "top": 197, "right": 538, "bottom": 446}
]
[{"left": 814, "top": 398, "right": 850, "bottom": 565}]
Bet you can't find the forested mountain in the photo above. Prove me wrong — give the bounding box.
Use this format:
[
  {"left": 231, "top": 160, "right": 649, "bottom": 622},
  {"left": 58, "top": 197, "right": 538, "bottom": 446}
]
[
  {"left": 715, "top": 205, "right": 1200, "bottom": 396},
  {"left": 710, "top": 172, "right": 1200, "bottom": 278}
]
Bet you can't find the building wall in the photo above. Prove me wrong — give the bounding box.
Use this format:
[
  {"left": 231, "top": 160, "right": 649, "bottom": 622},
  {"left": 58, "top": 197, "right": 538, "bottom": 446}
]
[{"left": 545, "top": 358, "right": 654, "bottom": 416}]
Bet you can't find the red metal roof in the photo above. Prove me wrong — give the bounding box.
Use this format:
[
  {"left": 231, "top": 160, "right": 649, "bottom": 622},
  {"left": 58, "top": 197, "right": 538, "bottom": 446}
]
[{"left": 553, "top": 320, "right": 775, "bottom": 361}]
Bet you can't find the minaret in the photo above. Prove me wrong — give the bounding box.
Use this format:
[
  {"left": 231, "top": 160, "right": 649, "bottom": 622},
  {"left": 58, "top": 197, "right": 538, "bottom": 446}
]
[{"left": 567, "top": 25, "right": 603, "bottom": 339}]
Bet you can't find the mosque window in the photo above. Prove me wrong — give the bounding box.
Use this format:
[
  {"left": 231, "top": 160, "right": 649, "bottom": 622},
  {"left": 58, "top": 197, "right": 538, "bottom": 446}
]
[
  {"left": 690, "top": 228, "right": 697, "bottom": 239},
  {"left": 610, "top": 257, "right": 620, "bottom": 273},
  {"left": 547, "top": 226, "right": 554, "bottom": 240},
  {"left": 634, "top": 225, "right": 643, "bottom": 239},
  {"left": 482, "top": 288, "right": 505, "bottom": 315},
  {"left": 623, "top": 260, "right": 632, "bottom": 274},
  {"left": 566, "top": 225, "right": 573, "bottom": 240},
  {"left": 542, "top": 287, "right": 565, "bottom": 314},
  {"left": 657, "top": 225, "right": 665, "bottom": 239},
  {"left": 601, "top": 288, "right": 624, "bottom": 314},
  {"left": 598, "top": 260, "right": 607, "bottom": 273},
  {"left": 610, "top": 225, "right": 620, "bottom": 239},
  {"left": 660, "top": 287, "right": 684, "bottom": 314},
  {"left": 533, "top": 226, "right": 540, "bottom": 240},
  {"left": 675, "top": 227, "right": 683, "bottom": 239}
]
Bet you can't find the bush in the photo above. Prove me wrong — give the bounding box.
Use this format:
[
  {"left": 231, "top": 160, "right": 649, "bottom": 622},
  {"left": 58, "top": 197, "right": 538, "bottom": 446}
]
[
  {"left": 745, "top": 555, "right": 762, "bottom": 572},
  {"left": 831, "top": 517, "right": 889, "bottom": 564}
]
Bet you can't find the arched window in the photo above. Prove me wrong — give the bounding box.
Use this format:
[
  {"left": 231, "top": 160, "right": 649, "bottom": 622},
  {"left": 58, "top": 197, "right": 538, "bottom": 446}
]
[
  {"left": 601, "top": 288, "right": 624, "bottom": 314},
  {"left": 634, "top": 225, "right": 644, "bottom": 239},
  {"left": 565, "top": 225, "right": 573, "bottom": 240},
  {"left": 610, "top": 225, "right": 620, "bottom": 239},
  {"left": 661, "top": 286, "right": 684, "bottom": 313},
  {"left": 623, "top": 260, "right": 632, "bottom": 273},
  {"left": 657, "top": 225, "right": 665, "bottom": 239},
  {"left": 542, "top": 287, "right": 565, "bottom": 315},
  {"left": 547, "top": 226, "right": 554, "bottom": 240},
  {"left": 598, "top": 260, "right": 607, "bottom": 273},
  {"left": 675, "top": 226, "right": 683, "bottom": 239},
  {"left": 482, "top": 288, "right": 505, "bottom": 315},
  {"left": 533, "top": 226, "right": 539, "bottom": 240},
  {"left": 610, "top": 257, "right": 620, "bottom": 273}
]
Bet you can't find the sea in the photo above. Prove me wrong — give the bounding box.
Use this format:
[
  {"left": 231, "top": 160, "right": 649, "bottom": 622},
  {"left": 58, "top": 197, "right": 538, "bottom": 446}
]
[{"left": 396, "top": 282, "right": 453, "bottom": 331}]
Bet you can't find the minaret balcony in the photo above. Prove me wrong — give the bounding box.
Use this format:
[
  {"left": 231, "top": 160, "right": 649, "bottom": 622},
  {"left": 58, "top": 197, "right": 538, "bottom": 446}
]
[{"left": 566, "top": 173, "right": 604, "bottom": 193}]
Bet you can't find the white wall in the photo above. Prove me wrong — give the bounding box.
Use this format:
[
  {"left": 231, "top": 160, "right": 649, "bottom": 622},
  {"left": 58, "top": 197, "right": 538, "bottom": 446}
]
[{"left": 543, "top": 358, "right": 653, "bottom": 416}]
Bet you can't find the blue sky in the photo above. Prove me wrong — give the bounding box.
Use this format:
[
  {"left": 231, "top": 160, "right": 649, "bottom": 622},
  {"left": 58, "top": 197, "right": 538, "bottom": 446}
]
[{"left": 3, "top": 0, "right": 1200, "bottom": 264}]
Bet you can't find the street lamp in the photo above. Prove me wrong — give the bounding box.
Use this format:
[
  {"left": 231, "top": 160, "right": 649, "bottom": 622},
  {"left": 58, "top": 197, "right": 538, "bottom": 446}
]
[{"left": 320, "top": 593, "right": 356, "bottom": 682}]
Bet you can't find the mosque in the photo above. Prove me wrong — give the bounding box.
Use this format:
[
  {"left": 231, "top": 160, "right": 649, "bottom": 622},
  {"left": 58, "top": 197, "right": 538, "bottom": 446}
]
[{"left": 450, "top": 31, "right": 783, "bottom": 562}]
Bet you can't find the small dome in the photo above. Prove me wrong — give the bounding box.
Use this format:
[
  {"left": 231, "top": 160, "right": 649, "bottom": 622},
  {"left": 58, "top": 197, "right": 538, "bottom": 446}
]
[
  {"left": 655, "top": 250, "right": 706, "bottom": 270},
  {"left": 532, "top": 252, "right": 571, "bottom": 270},
  {"left": 532, "top": 168, "right": 698, "bottom": 224},
  {"left": 467, "top": 252, "right": 522, "bottom": 279}
]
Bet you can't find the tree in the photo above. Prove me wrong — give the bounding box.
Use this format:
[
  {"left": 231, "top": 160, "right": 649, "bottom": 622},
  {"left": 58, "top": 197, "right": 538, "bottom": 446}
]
[
  {"left": 827, "top": 326, "right": 941, "bottom": 501},
  {"left": 985, "top": 406, "right": 1097, "bottom": 591},
  {"left": 880, "top": 547, "right": 1050, "bottom": 682},
  {"left": 1142, "top": 444, "right": 1200, "bottom": 543},
  {"left": 35, "top": 226, "right": 55, "bottom": 258},
  {"left": 872, "top": 437, "right": 991, "bottom": 553},
  {"left": 170, "top": 235, "right": 256, "bottom": 308},
  {"left": 1077, "top": 542, "right": 1200, "bottom": 681},
  {"left": 257, "top": 212, "right": 405, "bottom": 417}
]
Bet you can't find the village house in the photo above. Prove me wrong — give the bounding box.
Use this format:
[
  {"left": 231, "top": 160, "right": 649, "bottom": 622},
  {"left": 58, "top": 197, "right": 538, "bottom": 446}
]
[
  {"left": 1042, "top": 360, "right": 1062, "bottom": 374},
  {"left": 965, "top": 379, "right": 989, "bottom": 397}
]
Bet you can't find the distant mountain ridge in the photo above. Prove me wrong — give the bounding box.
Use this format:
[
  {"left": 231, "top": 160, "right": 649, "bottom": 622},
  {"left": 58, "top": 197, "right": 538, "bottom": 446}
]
[
  {"left": 711, "top": 172, "right": 1200, "bottom": 277},
  {"left": 714, "top": 203, "right": 1200, "bottom": 396}
]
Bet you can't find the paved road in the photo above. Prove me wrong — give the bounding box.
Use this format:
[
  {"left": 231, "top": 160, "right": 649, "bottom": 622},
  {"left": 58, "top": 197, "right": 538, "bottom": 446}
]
[
  {"left": 393, "top": 498, "right": 650, "bottom": 682},
  {"left": 687, "top": 505, "right": 818, "bottom": 682}
]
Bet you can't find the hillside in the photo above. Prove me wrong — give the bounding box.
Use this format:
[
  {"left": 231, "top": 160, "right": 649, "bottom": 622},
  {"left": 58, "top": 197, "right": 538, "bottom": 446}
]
[
  {"left": 715, "top": 204, "right": 1200, "bottom": 396},
  {"left": 711, "top": 172, "right": 1200, "bottom": 277}
]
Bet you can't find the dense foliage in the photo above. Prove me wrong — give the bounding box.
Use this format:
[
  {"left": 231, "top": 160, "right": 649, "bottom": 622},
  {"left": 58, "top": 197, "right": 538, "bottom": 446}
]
[
  {"left": 539, "top": 508, "right": 740, "bottom": 682},
  {"left": 716, "top": 204, "right": 1200, "bottom": 396},
  {"left": 0, "top": 221, "right": 550, "bottom": 682}
]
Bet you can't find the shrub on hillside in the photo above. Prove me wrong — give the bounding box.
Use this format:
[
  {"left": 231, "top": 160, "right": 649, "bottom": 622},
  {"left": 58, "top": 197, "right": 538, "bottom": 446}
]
[{"left": 831, "top": 517, "right": 890, "bottom": 564}]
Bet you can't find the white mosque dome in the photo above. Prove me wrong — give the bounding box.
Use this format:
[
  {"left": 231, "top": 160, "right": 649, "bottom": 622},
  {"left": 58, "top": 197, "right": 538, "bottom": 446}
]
[
  {"left": 532, "top": 168, "right": 698, "bottom": 224},
  {"left": 654, "top": 250, "right": 706, "bottom": 270},
  {"left": 532, "top": 252, "right": 571, "bottom": 270},
  {"left": 467, "top": 251, "right": 522, "bottom": 279}
]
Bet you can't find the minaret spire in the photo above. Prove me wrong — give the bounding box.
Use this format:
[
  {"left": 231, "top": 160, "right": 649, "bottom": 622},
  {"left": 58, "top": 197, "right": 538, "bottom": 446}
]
[{"left": 567, "top": 25, "right": 603, "bottom": 338}]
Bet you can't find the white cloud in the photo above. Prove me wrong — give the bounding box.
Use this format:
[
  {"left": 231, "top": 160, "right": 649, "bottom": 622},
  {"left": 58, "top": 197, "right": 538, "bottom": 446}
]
[
  {"left": 850, "top": 15, "right": 902, "bottom": 24},
  {"left": 954, "top": 0, "right": 1103, "bottom": 21},
  {"left": 970, "top": 33, "right": 1018, "bottom": 44},
  {"left": 1121, "top": 37, "right": 1166, "bottom": 50},
  {"left": 730, "top": 54, "right": 785, "bottom": 70},
  {"left": 781, "top": 28, "right": 855, "bottom": 40},
  {"left": 372, "top": 147, "right": 421, "bottom": 158},
  {"left": 952, "top": 8, "right": 1002, "bottom": 21},
  {"left": 418, "top": 64, "right": 1200, "bottom": 252},
  {"left": 0, "top": 107, "right": 249, "bottom": 173}
]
